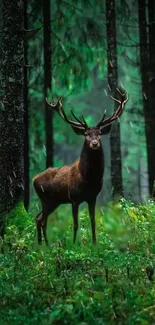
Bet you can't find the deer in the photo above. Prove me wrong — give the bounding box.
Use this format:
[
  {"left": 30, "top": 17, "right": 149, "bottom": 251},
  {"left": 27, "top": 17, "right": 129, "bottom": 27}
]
[{"left": 33, "top": 88, "right": 128, "bottom": 245}]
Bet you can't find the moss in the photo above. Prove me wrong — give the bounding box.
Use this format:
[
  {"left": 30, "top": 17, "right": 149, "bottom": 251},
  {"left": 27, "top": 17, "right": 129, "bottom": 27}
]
[{"left": 5, "top": 201, "right": 32, "bottom": 232}]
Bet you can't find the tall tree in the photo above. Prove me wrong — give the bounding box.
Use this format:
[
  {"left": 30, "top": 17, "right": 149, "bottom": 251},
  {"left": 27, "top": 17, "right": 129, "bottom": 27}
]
[
  {"left": 106, "top": 0, "right": 123, "bottom": 198},
  {"left": 138, "top": 0, "right": 153, "bottom": 195},
  {"left": 24, "top": 0, "right": 29, "bottom": 210},
  {"left": 147, "top": 0, "right": 155, "bottom": 196},
  {"left": 0, "top": 0, "right": 25, "bottom": 233},
  {"left": 0, "top": 0, "right": 2, "bottom": 65},
  {"left": 43, "top": 0, "right": 53, "bottom": 168}
]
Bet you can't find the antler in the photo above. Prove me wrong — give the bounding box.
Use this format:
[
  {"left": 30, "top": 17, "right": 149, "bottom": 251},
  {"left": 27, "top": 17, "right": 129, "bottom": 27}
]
[
  {"left": 96, "top": 88, "right": 128, "bottom": 128},
  {"left": 46, "top": 96, "right": 87, "bottom": 129}
]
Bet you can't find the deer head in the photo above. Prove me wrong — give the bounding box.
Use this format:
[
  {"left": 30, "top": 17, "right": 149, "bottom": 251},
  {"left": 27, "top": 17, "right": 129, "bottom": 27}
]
[{"left": 46, "top": 88, "right": 128, "bottom": 151}]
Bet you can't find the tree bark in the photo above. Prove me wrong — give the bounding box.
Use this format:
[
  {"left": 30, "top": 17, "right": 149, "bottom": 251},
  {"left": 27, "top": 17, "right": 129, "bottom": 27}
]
[
  {"left": 138, "top": 0, "right": 153, "bottom": 196},
  {"left": 148, "top": 0, "right": 155, "bottom": 196},
  {"left": 43, "top": 0, "right": 53, "bottom": 168},
  {"left": 0, "top": 0, "right": 2, "bottom": 69},
  {"left": 24, "top": 0, "right": 29, "bottom": 210},
  {"left": 0, "top": 0, "right": 24, "bottom": 218},
  {"left": 106, "top": 0, "right": 123, "bottom": 198}
]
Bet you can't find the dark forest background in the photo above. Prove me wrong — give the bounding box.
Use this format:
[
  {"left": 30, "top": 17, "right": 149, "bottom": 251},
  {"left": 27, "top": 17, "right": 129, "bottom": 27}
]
[
  {"left": 26, "top": 0, "right": 155, "bottom": 211},
  {"left": 27, "top": 0, "right": 154, "bottom": 212}
]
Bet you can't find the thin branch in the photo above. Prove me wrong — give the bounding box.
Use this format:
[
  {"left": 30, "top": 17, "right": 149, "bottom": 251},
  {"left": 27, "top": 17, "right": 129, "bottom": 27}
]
[
  {"left": 117, "top": 41, "right": 139, "bottom": 48},
  {"left": 51, "top": 30, "right": 62, "bottom": 42},
  {"left": 61, "top": 0, "right": 83, "bottom": 13},
  {"left": 138, "top": 305, "right": 155, "bottom": 315},
  {"left": 23, "top": 26, "right": 43, "bottom": 40}
]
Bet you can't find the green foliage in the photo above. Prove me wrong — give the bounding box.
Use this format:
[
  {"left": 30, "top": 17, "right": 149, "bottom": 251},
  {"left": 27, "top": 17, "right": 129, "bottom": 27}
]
[{"left": 1, "top": 200, "right": 155, "bottom": 324}]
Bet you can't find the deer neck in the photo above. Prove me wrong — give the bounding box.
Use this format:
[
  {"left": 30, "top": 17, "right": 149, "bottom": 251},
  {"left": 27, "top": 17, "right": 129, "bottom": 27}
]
[{"left": 79, "top": 141, "right": 104, "bottom": 182}]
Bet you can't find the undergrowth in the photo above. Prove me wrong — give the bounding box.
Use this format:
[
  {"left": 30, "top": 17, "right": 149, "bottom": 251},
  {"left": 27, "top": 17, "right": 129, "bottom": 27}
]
[{"left": 0, "top": 199, "right": 155, "bottom": 325}]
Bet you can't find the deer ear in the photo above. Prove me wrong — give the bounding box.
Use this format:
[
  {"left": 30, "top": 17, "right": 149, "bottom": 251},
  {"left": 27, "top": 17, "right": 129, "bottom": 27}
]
[
  {"left": 71, "top": 125, "right": 86, "bottom": 135},
  {"left": 100, "top": 124, "right": 112, "bottom": 135}
]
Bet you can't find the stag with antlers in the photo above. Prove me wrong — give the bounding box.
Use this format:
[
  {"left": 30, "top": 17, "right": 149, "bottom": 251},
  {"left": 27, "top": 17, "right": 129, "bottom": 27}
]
[{"left": 33, "top": 88, "right": 128, "bottom": 245}]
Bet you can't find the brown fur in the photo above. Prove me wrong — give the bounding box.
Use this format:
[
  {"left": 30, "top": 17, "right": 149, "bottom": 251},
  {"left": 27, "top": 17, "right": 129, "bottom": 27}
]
[{"left": 34, "top": 138, "right": 104, "bottom": 245}]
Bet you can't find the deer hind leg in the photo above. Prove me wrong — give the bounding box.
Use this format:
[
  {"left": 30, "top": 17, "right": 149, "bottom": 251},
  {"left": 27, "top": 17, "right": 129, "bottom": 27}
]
[
  {"left": 36, "top": 212, "right": 43, "bottom": 245},
  {"left": 88, "top": 199, "right": 96, "bottom": 244},
  {"left": 42, "top": 203, "right": 59, "bottom": 246},
  {"left": 72, "top": 202, "right": 79, "bottom": 243}
]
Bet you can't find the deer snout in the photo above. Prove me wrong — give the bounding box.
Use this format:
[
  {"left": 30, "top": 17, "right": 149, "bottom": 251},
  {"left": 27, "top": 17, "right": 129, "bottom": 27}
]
[
  {"left": 91, "top": 139, "right": 100, "bottom": 149},
  {"left": 92, "top": 140, "right": 98, "bottom": 146}
]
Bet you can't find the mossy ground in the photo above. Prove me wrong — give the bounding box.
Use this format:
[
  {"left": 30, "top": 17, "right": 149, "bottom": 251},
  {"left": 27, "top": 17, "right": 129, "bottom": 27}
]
[
  {"left": 0, "top": 199, "right": 155, "bottom": 324},
  {"left": 5, "top": 201, "right": 31, "bottom": 230}
]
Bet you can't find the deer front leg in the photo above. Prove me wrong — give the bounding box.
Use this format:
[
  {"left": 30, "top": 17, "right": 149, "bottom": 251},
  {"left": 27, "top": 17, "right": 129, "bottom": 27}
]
[
  {"left": 0, "top": 220, "right": 5, "bottom": 253},
  {"left": 42, "top": 215, "right": 49, "bottom": 246},
  {"left": 88, "top": 199, "right": 96, "bottom": 244},
  {"left": 72, "top": 202, "right": 79, "bottom": 243}
]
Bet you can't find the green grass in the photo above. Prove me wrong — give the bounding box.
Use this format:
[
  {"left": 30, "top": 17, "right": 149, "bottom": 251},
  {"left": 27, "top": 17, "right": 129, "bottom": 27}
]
[{"left": 1, "top": 199, "right": 155, "bottom": 325}]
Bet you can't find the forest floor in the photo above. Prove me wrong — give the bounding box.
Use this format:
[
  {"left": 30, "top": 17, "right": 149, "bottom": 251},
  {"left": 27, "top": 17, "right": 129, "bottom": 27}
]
[{"left": 0, "top": 199, "right": 155, "bottom": 325}]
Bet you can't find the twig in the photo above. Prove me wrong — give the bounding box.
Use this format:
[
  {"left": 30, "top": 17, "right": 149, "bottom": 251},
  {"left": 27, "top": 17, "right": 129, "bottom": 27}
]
[{"left": 138, "top": 305, "right": 155, "bottom": 315}]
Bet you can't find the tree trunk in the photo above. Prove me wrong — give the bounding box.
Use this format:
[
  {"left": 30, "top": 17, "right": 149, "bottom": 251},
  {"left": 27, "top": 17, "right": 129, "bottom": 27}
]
[
  {"left": 106, "top": 0, "right": 123, "bottom": 198},
  {"left": 138, "top": 0, "right": 152, "bottom": 195},
  {"left": 0, "top": 0, "right": 2, "bottom": 68},
  {"left": 148, "top": 0, "right": 155, "bottom": 196},
  {"left": 43, "top": 0, "right": 53, "bottom": 168},
  {"left": 0, "top": 0, "right": 24, "bottom": 220},
  {"left": 24, "top": 0, "right": 29, "bottom": 210}
]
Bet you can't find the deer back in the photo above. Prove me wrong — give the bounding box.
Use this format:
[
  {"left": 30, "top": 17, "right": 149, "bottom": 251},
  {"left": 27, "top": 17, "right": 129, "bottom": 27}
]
[{"left": 33, "top": 163, "right": 81, "bottom": 204}]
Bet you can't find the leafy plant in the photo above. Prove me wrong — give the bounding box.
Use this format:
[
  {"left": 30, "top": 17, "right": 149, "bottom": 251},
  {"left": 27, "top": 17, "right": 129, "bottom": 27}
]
[{"left": 1, "top": 200, "right": 155, "bottom": 324}]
